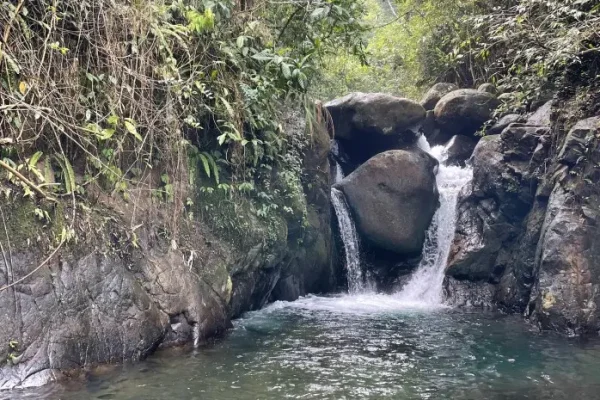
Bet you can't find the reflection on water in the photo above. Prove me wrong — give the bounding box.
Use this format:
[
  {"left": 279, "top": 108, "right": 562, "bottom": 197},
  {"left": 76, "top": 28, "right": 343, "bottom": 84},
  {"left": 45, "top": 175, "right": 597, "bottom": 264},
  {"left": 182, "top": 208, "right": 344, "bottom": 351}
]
[{"left": 5, "top": 293, "right": 600, "bottom": 400}]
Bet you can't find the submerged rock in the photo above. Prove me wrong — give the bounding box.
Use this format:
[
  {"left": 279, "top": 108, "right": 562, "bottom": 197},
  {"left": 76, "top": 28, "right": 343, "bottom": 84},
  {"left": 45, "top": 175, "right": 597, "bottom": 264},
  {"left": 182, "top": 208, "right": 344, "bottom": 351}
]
[
  {"left": 434, "top": 89, "right": 500, "bottom": 137},
  {"left": 335, "top": 149, "right": 438, "bottom": 255},
  {"left": 421, "top": 83, "right": 459, "bottom": 111}
]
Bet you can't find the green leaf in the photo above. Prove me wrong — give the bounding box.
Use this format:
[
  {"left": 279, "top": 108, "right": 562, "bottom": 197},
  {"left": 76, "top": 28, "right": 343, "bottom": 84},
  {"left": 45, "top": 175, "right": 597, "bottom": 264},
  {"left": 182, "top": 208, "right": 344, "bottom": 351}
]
[
  {"left": 28, "top": 151, "right": 43, "bottom": 170},
  {"left": 207, "top": 154, "right": 220, "bottom": 184},
  {"left": 251, "top": 52, "right": 274, "bottom": 62},
  {"left": 107, "top": 115, "right": 119, "bottom": 126},
  {"left": 236, "top": 36, "right": 245, "bottom": 48},
  {"left": 97, "top": 128, "right": 115, "bottom": 141},
  {"left": 124, "top": 118, "right": 143, "bottom": 141},
  {"left": 198, "top": 153, "right": 211, "bottom": 178},
  {"left": 55, "top": 155, "right": 76, "bottom": 194},
  {"left": 219, "top": 97, "right": 235, "bottom": 118},
  {"left": 281, "top": 63, "right": 292, "bottom": 79}
]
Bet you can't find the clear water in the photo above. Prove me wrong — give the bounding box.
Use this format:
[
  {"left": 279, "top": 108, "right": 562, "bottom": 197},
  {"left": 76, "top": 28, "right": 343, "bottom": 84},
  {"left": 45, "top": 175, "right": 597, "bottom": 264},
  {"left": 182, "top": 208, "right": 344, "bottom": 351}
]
[
  {"left": 7, "top": 293, "right": 600, "bottom": 400},
  {"left": 397, "top": 143, "right": 472, "bottom": 305},
  {"left": 331, "top": 187, "right": 366, "bottom": 293}
]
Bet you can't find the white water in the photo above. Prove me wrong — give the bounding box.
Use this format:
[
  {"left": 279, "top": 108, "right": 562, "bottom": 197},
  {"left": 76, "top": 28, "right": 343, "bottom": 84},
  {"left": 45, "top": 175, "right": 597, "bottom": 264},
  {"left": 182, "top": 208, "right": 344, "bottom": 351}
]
[
  {"left": 331, "top": 184, "right": 366, "bottom": 294},
  {"left": 396, "top": 140, "right": 472, "bottom": 306}
]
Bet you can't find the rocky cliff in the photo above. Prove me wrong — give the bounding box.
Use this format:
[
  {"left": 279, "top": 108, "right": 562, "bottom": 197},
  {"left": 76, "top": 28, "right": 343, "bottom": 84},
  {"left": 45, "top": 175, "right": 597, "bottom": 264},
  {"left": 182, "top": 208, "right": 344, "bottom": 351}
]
[{"left": 0, "top": 113, "right": 334, "bottom": 389}]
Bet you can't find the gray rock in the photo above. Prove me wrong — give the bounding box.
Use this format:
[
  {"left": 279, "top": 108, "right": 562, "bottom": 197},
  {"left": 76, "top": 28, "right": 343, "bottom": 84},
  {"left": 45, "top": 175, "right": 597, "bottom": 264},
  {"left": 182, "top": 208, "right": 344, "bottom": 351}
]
[
  {"left": 325, "top": 93, "right": 426, "bottom": 166},
  {"left": 557, "top": 117, "right": 600, "bottom": 165},
  {"left": 446, "top": 124, "right": 551, "bottom": 282},
  {"left": 325, "top": 92, "right": 425, "bottom": 141},
  {"left": 527, "top": 100, "right": 554, "bottom": 126},
  {"left": 434, "top": 89, "right": 500, "bottom": 137},
  {"left": 444, "top": 277, "right": 496, "bottom": 308},
  {"left": 421, "top": 83, "right": 458, "bottom": 111},
  {"left": 444, "top": 135, "right": 477, "bottom": 167},
  {"left": 488, "top": 114, "right": 523, "bottom": 135},
  {"left": 527, "top": 116, "right": 600, "bottom": 335},
  {"left": 478, "top": 83, "right": 498, "bottom": 95},
  {"left": 336, "top": 149, "right": 438, "bottom": 255}
]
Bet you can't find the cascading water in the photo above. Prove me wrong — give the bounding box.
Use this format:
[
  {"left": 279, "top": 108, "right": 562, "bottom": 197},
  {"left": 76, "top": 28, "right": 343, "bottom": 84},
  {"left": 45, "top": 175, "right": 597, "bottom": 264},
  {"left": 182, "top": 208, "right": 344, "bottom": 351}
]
[
  {"left": 331, "top": 186, "right": 365, "bottom": 293},
  {"left": 397, "top": 137, "right": 472, "bottom": 306}
]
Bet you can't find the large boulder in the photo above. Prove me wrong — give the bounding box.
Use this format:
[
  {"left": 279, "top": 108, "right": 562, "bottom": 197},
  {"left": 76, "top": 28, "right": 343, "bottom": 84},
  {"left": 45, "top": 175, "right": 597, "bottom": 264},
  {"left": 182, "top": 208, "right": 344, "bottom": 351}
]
[
  {"left": 325, "top": 93, "right": 426, "bottom": 166},
  {"left": 335, "top": 149, "right": 438, "bottom": 255},
  {"left": 434, "top": 89, "right": 500, "bottom": 137},
  {"left": 421, "top": 83, "right": 458, "bottom": 111}
]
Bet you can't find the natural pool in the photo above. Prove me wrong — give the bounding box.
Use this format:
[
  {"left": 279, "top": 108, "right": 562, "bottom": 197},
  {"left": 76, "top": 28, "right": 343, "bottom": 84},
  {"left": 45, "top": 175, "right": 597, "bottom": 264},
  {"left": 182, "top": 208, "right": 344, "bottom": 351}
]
[{"left": 5, "top": 293, "right": 600, "bottom": 400}]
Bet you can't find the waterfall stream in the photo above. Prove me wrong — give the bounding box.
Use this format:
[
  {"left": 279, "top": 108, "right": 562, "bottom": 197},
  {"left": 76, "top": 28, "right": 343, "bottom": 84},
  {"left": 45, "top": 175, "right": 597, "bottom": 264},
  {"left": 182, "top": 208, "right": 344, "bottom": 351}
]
[
  {"left": 397, "top": 139, "right": 473, "bottom": 306},
  {"left": 331, "top": 186, "right": 365, "bottom": 293}
]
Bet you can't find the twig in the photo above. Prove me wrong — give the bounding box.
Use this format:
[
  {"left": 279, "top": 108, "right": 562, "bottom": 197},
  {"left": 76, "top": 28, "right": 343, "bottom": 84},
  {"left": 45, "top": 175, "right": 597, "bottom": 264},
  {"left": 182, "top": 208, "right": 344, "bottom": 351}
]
[
  {"left": 0, "top": 239, "right": 65, "bottom": 293},
  {"left": 0, "top": 159, "right": 57, "bottom": 202},
  {"left": 0, "top": 0, "right": 26, "bottom": 65}
]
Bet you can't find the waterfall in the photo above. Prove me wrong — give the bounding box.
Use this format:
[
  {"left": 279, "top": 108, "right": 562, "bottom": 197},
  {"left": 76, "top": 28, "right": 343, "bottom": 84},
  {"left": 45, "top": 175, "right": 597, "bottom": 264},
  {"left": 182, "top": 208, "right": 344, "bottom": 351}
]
[
  {"left": 331, "top": 186, "right": 365, "bottom": 293},
  {"left": 397, "top": 140, "right": 473, "bottom": 306}
]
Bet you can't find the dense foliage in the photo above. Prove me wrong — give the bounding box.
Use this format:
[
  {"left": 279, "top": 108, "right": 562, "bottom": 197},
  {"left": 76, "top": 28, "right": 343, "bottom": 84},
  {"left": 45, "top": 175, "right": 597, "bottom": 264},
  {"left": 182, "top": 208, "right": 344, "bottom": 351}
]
[
  {"left": 0, "top": 0, "right": 366, "bottom": 243},
  {"left": 317, "top": 0, "right": 600, "bottom": 106}
]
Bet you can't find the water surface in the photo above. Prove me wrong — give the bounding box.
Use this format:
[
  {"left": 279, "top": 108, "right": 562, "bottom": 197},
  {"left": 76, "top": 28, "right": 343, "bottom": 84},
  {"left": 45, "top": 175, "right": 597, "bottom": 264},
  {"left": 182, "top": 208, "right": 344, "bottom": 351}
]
[{"left": 6, "top": 293, "right": 600, "bottom": 400}]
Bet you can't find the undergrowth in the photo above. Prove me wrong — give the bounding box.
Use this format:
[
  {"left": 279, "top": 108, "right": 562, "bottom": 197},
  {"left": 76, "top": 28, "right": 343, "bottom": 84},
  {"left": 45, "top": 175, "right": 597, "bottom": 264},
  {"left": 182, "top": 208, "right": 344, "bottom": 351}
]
[{"left": 0, "top": 0, "right": 366, "bottom": 247}]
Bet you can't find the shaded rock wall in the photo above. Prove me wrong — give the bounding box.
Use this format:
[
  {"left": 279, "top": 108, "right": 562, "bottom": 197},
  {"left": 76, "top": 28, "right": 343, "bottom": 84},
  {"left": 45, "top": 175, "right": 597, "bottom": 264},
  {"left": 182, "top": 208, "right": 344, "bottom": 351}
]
[{"left": 0, "top": 112, "right": 334, "bottom": 389}]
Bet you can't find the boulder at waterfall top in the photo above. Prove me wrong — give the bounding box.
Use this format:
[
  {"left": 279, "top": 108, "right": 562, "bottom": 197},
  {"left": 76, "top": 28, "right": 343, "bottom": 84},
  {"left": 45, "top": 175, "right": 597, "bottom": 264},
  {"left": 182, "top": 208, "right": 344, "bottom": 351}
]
[
  {"left": 434, "top": 89, "right": 500, "bottom": 137},
  {"left": 335, "top": 149, "right": 438, "bottom": 255},
  {"left": 325, "top": 93, "right": 426, "bottom": 165},
  {"left": 421, "top": 83, "right": 458, "bottom": 111}
]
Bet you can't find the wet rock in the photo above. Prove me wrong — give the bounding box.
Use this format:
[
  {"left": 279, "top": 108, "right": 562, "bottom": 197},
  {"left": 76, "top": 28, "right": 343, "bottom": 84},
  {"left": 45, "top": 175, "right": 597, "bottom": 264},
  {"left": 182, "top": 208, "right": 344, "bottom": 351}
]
[
  {"left": 444, "top": 277, "right": 495, "bottom": 308},
  {"left": 434, "top": 89, "right": 500, "bottom": 137},
  {"left": 421, "top": 83, "right": 458, "bottom": 111},
  {"left": 446, "top": 124, "right": 551, "bottom": 282},
  {"left": 325, "top": 93, "right": 426, "bottom": 165},
  {"left": 444, "top": 135, "right": 477, "bottom": 167},
  {"left": 335, "top": 149, "right": 438, "bottom": 255}
]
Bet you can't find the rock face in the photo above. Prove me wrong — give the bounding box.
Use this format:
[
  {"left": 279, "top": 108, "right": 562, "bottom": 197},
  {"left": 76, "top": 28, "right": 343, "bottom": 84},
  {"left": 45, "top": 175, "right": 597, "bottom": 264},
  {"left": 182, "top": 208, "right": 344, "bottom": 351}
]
[
  {"left": 527, "top": 117, "right": 600, "bottom": 335},
  {"left": 421, "top": 83, "right": 458, "bottom": 111},
  {"left": 444, "top": 109, "right": 600, "bottom": 335},
  {"left": 335, "top": 149, "right": 438, "bottom": 255},
  {"left": 325, "top": 93, "right": 426, "bottom": 166},
  {"left": 0, "top": 205, "right": 231, "bottom": 389},
  {"left": 434, "top": 89, "right": 500, "bottom": 137},
  {"left": 272, "top": 112, "right": 335, "bottom": 300},
  {"left": 0, "top": 111, "right": 335, "bottom": 389},
  {"left": 444, "top": 135, "right": 477, "bottom": 167},
  {"left": 446, "top": 124, "right": 550, "bottom": 285}
]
